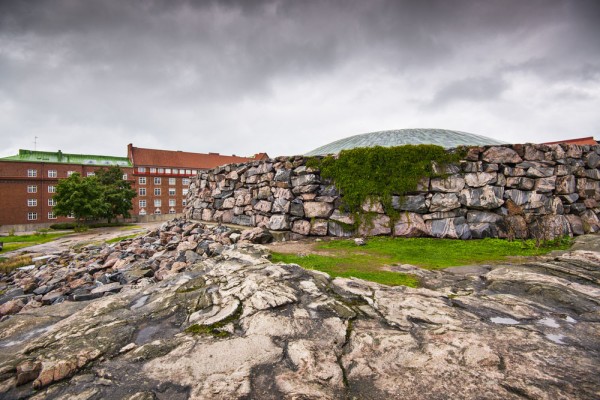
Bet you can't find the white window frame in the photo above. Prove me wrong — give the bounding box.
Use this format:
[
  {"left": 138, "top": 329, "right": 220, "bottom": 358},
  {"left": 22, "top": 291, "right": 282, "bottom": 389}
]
[
  {"left": 138, "top": 167, "right": 146, "bottom": 173},
  {"left": 139, "top": 177, "right": 146, "bottom": 185},
  {"left": 154, "top": 188, "right": 161, "bottom": 196},
  {"left": 182, "top": 188, "right": 189, "bottom": 196},
  {"left": 87, "top": 172, "right": 95, "bottom": 177},
  {"left": 48, "top": 185, "right": 56, "bottom": 193},
  {"left": 154, "top": 177, "right": 161, "bottom": 185},
  {"left": 165, "top": 168, "right": 172, "bottom": 174},
  {"left": 27, "top": 212, "right": 38, "bottom": 221},
  {"left": 27, "top": 169, "right": 37, "bottom": 177},
  {"left": 27, "top": 185, "right": 37, "bottom": 193},
  {"left": 182, "top": 178, "right": 190, "bottom": 185},
  {"left": 168, "top": 188, "right": 176, "bottom": 196},
  {"left": 182, "top": 199, "right": 187, "bottom": 206},
  {"left": 27, "top": 199, "right": 37, "bottom": 207},
  {"left": 48, "top": 170, "right": 57, "bottom": 178},
  {"left": 48, "top": 198, "right": 56, "bottom": 206},
  {"left": 158, "top": 168, "right": 164, "bottom": 174},
  {"left": 67, "top": 171, "right": 75, "bottom": 177},
  {"left": 169, "top": 208, "right": 176, "bottom": 214},
  {"left": 169, "top": 178, "right": 176, "bottom": 185},
  {"left": 139, "top": 208, "right": 147, "bottom": 216},
  {"left": 150, "top": 168, "right": 157, "bottom": 173},
  {"left": 122, "top": 174, "right": 128, "bottom": 180},
  {"left": 169, "top": 199, "right": 176, "bottom": 206},
  {"left": 139, "top": 200, "right": 147, "bottom": 208},
  {"left": 154, "top": 199, "right": 161, "bottom": 207},
  {"left": 68, "top": 213, "right": 75, "bottom": 219},
  {"left": 48, "top": 212, "right": 57, "bottom": 220},
  {"left": 154, "top": 209, "right": 161, "bottom": 215},
  {"left": 139, "top": 188, "right": 146, "bottom": 196}
]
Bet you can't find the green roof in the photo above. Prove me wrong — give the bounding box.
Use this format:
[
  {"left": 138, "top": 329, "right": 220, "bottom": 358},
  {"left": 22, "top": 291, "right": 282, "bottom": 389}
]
[{"left": 1, "top": 149, "right": 131, "bottom": 167}]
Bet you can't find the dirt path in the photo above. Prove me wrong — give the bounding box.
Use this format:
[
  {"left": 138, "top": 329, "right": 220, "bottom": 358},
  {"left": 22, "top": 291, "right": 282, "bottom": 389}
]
[{"left": 0, "top": 222, "right": 164, "bottom": 257}]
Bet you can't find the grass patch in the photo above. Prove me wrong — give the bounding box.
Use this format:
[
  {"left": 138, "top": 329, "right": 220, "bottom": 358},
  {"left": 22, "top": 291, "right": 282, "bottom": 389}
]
[
  {"left": 0, "top": 232, "right": 71, "bottom": 252},
  {"left": 271, "top": 236, "right": 572, "bottom": 287},
  {"left": 105, "top": 233, "right": 140, "bottom": 244},
  {"left": 185, "top": 304, "right": 242, "bottom": 338},
  {"left": 271, "top": 252, "right": 419, "bottom": 287},
  {"left": 0, "top": 255, "right": 33, "bottom": 273}
]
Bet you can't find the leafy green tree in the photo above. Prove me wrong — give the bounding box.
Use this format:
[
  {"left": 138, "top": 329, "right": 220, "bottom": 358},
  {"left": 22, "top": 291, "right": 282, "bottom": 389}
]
[
  {"left": 95, "top": 166, "right": 137, "bottom": 223},
  {"left": 53, "top": 167, "right": 136, "bottom": 224},
  {"left": 53, "top": 173, "right": 106, "bottom": 222}
]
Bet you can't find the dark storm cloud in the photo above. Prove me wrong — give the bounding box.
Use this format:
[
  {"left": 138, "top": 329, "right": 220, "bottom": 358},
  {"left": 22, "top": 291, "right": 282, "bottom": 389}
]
[{"left": 0, "top": 0, "right": 599, "bottom": 157}]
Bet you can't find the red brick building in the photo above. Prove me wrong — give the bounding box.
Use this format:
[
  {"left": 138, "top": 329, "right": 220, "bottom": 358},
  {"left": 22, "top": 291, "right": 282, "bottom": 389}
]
[{"left": 0, "top": 145, "right": 267, "bottom": 230}]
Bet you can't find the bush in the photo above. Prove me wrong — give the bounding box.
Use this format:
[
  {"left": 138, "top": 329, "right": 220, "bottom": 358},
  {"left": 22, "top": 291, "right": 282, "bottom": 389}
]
[{"left": 50, "top": 223, "right": 76, "bottom": 230}]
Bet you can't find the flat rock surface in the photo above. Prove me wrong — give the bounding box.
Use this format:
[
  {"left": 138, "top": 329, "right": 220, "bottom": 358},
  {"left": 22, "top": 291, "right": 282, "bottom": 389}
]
[{"left": 0, "top": 222, "right": 599, "bottom": 399}]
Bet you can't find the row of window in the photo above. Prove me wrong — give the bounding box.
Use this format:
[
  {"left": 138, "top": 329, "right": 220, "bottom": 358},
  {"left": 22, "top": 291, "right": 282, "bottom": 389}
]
[
  {"left": 137, "top": 167, "right": 196, "bottom": 176},
  {"left": 26, "top": 169, "right": 127, "bottom": 179},
  {"left": 27, "top": 212, "right": 73, "bottom": 221},
  {"left": 138, "top": 177, "right": 190, "bottom": 185},
  {"left": 139, "top": 199, "right": 186, "bottom": 208},
  {"left": 27, "top": 185, "right": 56, "bottom": 193},
  {"left": 138, "top": 208, "right": 178, "bottom": 216},
  {"left": 27, "top": 199, "right": 57, "bottom": 207},
  {"left": 138, "top": 188, "right": 189, "bottom": 196}
]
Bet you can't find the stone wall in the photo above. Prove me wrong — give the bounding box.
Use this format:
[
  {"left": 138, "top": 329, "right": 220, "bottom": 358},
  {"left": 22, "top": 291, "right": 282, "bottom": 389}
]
[{"left": 183, "top": 143, "right": 600, "bottom": 239}]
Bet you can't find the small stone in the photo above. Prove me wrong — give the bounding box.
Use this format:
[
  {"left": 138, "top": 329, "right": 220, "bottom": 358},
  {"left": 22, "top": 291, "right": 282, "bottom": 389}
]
[{"left": 354, "top": 238, "right": 366, "bottom": 246}]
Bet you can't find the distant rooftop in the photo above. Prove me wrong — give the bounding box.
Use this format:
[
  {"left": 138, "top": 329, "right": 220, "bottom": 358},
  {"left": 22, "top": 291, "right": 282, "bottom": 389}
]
[
  {"left": 543, "top": 136, "right": 597, "bottom": 146},
  {"left": 305, "top": 128, "right": 505, "bottom": 156},
  {"left": 0, "top": 149, "right": 132, "bottom": 167}
]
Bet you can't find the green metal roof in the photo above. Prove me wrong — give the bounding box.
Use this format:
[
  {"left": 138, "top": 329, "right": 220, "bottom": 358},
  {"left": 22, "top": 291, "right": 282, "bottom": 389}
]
[
  {"left": 305, "top": 128, "right": 506, "bottom": 156},
  {"left": 0, "top": 149, "right": 131, "bottom": 167}
]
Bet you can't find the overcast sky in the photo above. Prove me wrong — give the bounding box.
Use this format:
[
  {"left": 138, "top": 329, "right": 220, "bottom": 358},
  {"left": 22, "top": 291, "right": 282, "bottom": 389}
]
[{"left": 1, "top": 0, "right": 599, "bottom": 159}]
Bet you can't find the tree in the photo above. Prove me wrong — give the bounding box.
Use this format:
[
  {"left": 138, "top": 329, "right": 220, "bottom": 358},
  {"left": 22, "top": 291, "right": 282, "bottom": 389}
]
[
  {"left": 53, "top": 167, "right": 136, "bottom": 224},
  {"left": 95, "top": 166, "right": 137, "bottom": 223},
  {"left": 53, "top": 173, "right": 107, "bottom": 222}
]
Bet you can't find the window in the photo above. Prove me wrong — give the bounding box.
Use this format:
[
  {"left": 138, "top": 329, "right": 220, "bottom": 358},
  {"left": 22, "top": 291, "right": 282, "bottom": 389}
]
[
  {"left": 154, "top": 188, "right": 161, "bottom": 196},
  {"left": 139, "top": 200, "right": 147, "bottom": 208},
  {"left": 27, "top": 212, "right": 38, "bottom": 221},
  {"left": 48, "top": 170, "right": 57, "bottom": 178},
  {"left": 68, "top": 213, "right": 75, "bottom": 219},
  {"left": 67, "top": 171, "right": 75, "bottom": 177},
  {"left": 169, "top": 209, "right": 176, "bottom": 214},
  {"left": 138, "top": 167, "right": 146, "bottom": 173},
  {"left": 191, "top": 170, "right": 197, "bottom": 175},
  {"left": 154, "top": 209, "right": 161, "bottom": 215},
  {"left": 169, "top": 178, "right": 176, "bottom": 185},
  {"left": 27, "top": 185, "right": 37, "bottom": 193},
  {"left": 27, "top": 199, "right": 37, "bottom": 207},
  {"left": 139, "top": 208, "right": 147, "bottom": 216},
  {"left": 150, "top": 168, "right": 157, "bottom": 173},
  {"left": 154, "top": 199, "right": 161, "bottom": 207},
  {"left": 154, "top": 177, "right": 161, "bottom": 185},
  {"left": 182, "top": 199, "right": 187, "bottom": 206},
  {"left": 165, "top": 168, "right": 171, "bottom": 174},
  {"left": 180, "top": 170, "right": 186, "bottom": 175},
  {"left": 122, "top": 174, "right": 128, "bottom": 180},
  {"left": 48, "top": 199, "right": 56, "bottom": 206},
  {"left": 48, "top": 212, "right": 57, "bottom": 220},
  {"left": 169, "top": 199, "right": 176, "bottom": 206},
  {"left": 139, "top": 177, "right": 146, "bottom": 185},
  {"left": 27, "top": 169, "right": 37, "bottom": 177},
  {"left": 48, "top": 185, "right": 56, "bottom": 193},
  {"left": 169, "top": 188, "right": 176, "bottom": 196},
  {"left": 158, "top": 168, "right": 164, "bottom": 174},
  {"left": 182, "top": 188, "right": 189, "bottom": 196},
  {"left": 139, "top": 188, "right": 146, "bottom": 196},
  {"left": 172, "top": 169, "right": 178, "bottom": 174},
  {"left": 182, "top": 178, "right": 190, "bottom": 185},
  {"left": 87, "top": 172, "right": 95, "bottom": 177}
]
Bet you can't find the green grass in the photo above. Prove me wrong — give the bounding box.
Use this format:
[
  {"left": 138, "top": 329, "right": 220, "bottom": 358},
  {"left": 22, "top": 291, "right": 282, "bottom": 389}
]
[
  {"left": 0, "top": 232, "right": 71, "bottom": 252},
  {"left": 105, "top": 233, "right": 140, "bottom": 244},
  {"left": 271, "top": 236, "right": 572, "bottom": 287}
]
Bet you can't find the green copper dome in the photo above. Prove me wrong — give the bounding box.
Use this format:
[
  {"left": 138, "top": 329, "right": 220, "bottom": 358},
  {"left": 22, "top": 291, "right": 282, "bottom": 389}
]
[{"left": 305, "top": 128, "right": 505, "bottom": 156}]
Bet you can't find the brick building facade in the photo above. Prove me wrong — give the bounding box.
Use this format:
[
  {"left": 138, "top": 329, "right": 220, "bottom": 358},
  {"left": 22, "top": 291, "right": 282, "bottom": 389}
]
[{"left": 0, "top": 145, "right": 267, "bottom": 229}]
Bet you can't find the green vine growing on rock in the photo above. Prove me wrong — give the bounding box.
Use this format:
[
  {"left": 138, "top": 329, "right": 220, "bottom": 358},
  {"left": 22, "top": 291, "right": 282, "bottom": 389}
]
[{"left": 308, "top": 145, "right": 466, "bottom": 225}]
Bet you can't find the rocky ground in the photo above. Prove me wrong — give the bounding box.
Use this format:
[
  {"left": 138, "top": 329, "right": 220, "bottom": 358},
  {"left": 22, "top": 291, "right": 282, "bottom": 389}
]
[{"left": 0, "top": 219, "right": 599, "bottom": 399}]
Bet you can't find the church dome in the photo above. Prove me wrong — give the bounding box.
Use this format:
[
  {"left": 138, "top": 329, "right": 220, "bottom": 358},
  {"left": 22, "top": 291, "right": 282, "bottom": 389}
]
[{"left": 305, "top": 128, "right": 505, "bottom": 156}]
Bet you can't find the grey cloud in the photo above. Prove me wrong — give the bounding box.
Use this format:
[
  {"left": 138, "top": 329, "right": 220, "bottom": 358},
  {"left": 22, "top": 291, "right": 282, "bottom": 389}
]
[{"left": 428, "top": 77, "right": 509, "bottom": 107}]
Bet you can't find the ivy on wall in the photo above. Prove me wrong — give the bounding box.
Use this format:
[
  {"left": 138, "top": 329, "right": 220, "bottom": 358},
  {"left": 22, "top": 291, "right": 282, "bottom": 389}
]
[{"left": 309, "top": 145, "right": 465, "bottom": 217}]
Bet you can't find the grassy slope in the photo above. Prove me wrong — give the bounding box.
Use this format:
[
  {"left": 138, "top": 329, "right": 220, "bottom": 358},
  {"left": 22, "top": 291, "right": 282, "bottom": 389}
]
[
  {"left": 0, "top": 233, "right": 71, "bottom": 252},
  {"left": 271, "top": 236, "right": 572, "bottom": 287}
]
